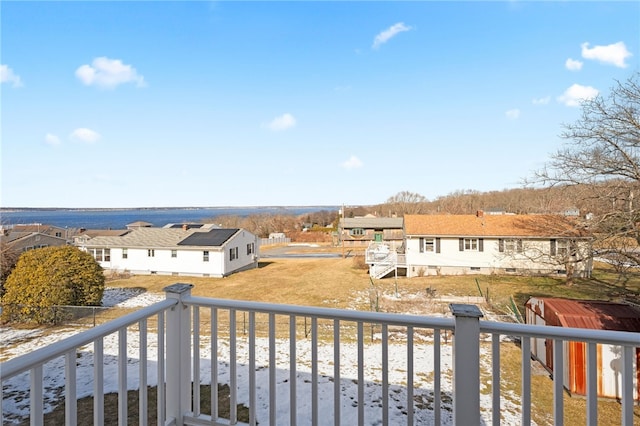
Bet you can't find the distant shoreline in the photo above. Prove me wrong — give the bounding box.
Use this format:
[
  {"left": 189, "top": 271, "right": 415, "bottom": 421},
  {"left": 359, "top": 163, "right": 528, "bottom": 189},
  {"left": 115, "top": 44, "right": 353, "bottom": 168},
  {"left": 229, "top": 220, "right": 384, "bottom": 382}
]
[{"left": 1, "top": 205, "right": 341, "bottom": 213}]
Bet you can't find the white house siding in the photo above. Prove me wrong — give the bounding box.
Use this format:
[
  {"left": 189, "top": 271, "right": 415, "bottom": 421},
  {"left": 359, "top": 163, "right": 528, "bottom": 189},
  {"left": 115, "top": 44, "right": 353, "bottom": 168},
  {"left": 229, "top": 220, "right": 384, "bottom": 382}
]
[
  {"left": 85, "top": 227, "right": 258, "bottom": 278},
  {"left": 100, "top": 248, "right": 228, "bottom": 277},
  {"left": 223, "top": 230, "right": 259, "bottom": 276},
  {"left": 404, "top": 236, "right": 591, "bottom": 278}
]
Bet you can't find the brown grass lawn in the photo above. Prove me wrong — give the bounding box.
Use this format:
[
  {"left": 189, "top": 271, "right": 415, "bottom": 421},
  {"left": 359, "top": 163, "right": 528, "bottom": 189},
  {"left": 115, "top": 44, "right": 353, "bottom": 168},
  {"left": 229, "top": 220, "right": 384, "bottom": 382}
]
[{"left": 29, "top": 248, "right": 640, "bottom": 425}]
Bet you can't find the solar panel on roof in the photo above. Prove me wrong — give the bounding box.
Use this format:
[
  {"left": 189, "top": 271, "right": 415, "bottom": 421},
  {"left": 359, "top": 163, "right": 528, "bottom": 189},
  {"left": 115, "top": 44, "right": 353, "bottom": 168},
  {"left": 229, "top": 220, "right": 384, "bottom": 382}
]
[{"left": 177, "top": 228, "right": 238, "bottom": 246}]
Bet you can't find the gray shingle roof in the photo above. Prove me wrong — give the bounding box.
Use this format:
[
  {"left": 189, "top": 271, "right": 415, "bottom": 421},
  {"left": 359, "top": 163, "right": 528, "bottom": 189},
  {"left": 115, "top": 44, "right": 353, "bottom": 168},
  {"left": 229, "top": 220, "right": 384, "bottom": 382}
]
[{"left": 83, "top": 227, "right": 241, "bottom": 249}]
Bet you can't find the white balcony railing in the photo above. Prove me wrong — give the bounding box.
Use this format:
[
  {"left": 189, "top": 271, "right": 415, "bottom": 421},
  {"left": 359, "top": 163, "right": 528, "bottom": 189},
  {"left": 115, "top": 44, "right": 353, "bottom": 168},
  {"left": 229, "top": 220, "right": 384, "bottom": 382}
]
[{"left": 2, "top": 283, "right": 639, "bottom": 425}]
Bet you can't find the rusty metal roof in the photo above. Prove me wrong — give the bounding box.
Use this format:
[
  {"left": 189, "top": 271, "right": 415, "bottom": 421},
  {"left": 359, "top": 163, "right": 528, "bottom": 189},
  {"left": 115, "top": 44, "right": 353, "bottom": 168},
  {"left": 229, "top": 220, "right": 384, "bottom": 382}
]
[{"left": 531, "top": 297, "right": 640, "bottom": 333}]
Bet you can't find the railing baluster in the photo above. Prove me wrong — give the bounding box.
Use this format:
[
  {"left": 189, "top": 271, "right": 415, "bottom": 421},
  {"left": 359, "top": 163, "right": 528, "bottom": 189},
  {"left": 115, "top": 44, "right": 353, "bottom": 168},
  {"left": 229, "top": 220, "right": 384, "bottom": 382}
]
[
  {"left": 382, "top": 324, "right": 389, "bottom": 426},
  {"left": 193, "top": 307, "right": 201, "bottom": 417},
  {"left": 118, "top": 328, "right": 127, "bottom": 426},
  {"left": 621, "top": 345, "right": 634, "bottom": 426},
  {"left": 586, "top": 342, "right": 597, "bottom": 426},
  {"left": 334, "top": 319, "right": 341, "bottom": 426},
  {"left": 157, "top": 311, "right": 165, "bottom": 426},
  {"left": 407, "top": 326, "right": 414, "bottom": 426},
  {"left": 30, "top": 365, "right": 43, "bottom": 426},
  {"left": 311, "top": 317, "right": 318, "bottom": 426},
  {"left": 357, "top": 321, "right": 365, "bottom": 426},
  {"left": 492, "top": 333, "right": 500, "bottom": 426},
  {"left": 269, "top": 313, "right": 276, "bottom": 426},
  {"left": 230, "top": 308, "right": 237, "bottom": 424},
  {"left": 94, "top": 339, "right": 104, "bottom": 426},
  {"left": 521, "top": 336, "right": 531, "bottom": 426},
  {"left": 249, "top": 311, "right": 256, "bottom": 426},
  {"left": 211, "top": 307, "right": 218, "bottom": 420},
  {"left": 290, "top": 315, "right": 297, "bottom": 425},
  {"left": 65, "top": 349, "right": 77, "bottom": 426},
  {"left": 434, "top": 328, "right": 441, "bottom": 426},
  {"left": 139, "top": 319, "right": 148, "bottom": 426},
  {"left": 552, "top": 339, "right": 564, "bottom": 426}
]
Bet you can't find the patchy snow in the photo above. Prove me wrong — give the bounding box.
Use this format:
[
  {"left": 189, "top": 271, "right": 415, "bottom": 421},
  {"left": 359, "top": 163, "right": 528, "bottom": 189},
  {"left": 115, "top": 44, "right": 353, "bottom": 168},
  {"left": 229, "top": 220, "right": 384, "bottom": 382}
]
[
  {"left": 1, "top": 289, "right": 527, "bottom": 425},
  {"left": 101, "top": 287, "right": 165, "bottom": 308}
]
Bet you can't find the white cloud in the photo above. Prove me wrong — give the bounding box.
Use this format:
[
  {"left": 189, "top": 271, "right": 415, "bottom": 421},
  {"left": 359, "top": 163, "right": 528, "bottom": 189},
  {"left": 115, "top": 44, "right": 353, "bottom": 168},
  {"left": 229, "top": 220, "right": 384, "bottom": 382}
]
[
  {"left": 341, "top": 155, "right": 363, "bottom": 170},
  {"left": 532, "top": 96, "right": 550, "bottom": 105},
  {"left": 75, "top": 57, "right": 146, "bottom": 89},
  {"left": 1, "top": 64, "right": 23, "bottom": 87},
  {"left": 581, "top": 42, "right": 632, "bottom": 68},
  {"left": 266, "top": 113, "right": 296, "bottom": 131},
  {"left": 372, "top": 22, "right": 412, "bottom": 49},
  {"left": 557, "top": 84, "right": 599, "bottom": 107},
  {"left": 44, "top": 133, "right": 61, "bottom": 146},
  {"left": 505, "top": 109, "right": 520, "bottom": 120},
  {"left": 70, "top": 128, "right": 101, "bottom": 143},
  {"left": 565, "top": 58, "right": 583, "bottom": 71}
]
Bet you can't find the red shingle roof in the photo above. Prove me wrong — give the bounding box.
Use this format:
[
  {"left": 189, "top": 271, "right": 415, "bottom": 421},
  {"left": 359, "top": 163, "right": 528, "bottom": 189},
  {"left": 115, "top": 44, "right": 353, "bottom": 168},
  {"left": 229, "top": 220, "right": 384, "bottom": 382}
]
[{"left": 404, "top": 214, "right": 589, "bottom": 238}]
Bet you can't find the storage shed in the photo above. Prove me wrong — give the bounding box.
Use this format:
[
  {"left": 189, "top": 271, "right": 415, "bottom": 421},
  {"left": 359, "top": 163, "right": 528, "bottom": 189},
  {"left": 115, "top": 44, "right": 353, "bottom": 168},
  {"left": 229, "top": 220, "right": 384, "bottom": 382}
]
[{"left": 525, "top": 297, "right": 640, "bottom": 401}]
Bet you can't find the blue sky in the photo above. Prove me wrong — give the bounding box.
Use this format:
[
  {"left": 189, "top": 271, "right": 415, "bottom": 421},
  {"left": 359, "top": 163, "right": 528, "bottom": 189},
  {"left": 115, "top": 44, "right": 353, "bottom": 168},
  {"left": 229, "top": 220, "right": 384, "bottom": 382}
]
[{"left": 2, "top": 1, "right": 638, "bottom": 208}]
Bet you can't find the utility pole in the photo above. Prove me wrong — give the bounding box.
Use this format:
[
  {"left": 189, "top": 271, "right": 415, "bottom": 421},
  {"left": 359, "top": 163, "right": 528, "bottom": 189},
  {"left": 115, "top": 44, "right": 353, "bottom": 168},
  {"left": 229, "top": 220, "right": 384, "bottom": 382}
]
[{"left": 341, "top": 204, "right": 345, "bottom": 259}]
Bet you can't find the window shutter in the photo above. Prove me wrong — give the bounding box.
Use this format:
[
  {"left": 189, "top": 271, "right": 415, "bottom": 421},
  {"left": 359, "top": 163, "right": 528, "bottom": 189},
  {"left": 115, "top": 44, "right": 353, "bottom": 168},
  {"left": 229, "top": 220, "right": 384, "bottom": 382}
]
[
  {"left": 550, "top": 239, "right": 556, "bottom": 256},
  {"left": 517, "top": 239, "right": 523, "bottom": 253},
  {"left": 498, "top": 239, "right": 504, "bottom": 253},
  {"left": 459, "top": 238, "right": 464, "bottom": 251},
  {"left": 419, "top": 237, "right": 424, "bottom": 253},
  {"left": 479, "top": 238, "right": 484, "bottom": 252},
  {"left": 436, "top": 238, "right": 441, "bottom": 254}
]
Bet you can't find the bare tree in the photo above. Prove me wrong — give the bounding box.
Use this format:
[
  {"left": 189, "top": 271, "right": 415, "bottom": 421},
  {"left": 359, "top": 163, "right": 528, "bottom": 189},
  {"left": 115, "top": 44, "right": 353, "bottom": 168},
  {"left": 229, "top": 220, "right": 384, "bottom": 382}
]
[
  {"left": 534, "top": 72, "right": 640, "bottom": 271},
  {"left": 384, "top": 191, "right": 428, "bottom": 216}
]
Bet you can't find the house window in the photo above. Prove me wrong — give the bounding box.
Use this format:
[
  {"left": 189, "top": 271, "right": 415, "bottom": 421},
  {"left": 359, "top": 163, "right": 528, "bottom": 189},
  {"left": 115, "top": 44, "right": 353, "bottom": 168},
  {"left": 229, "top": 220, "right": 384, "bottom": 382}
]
[
  {"left": 148, "top": 249, "right": 155, "bottom": 257},
  {"left": 230, "top": 247, "right": 238, "bottom": 261},
  {"left": 350, "top": 228, "right": 364, "bottom": 236},
  {"left": 557, "top": 240, "right": 569, "bottom": 256},
  {"left": 424, "top": 238, "right": 435, "bottom": 252},
  {"left": 122, "top": 248, "right": 128, "bottom": 259},
  {"left": 104, "top": 249, "right": 110, "bottom": 262},
  {"left": 459, "top": 238, "right": 483, "bottom": 252},
  {"left": 171, "top": 250, "right": 177, "bottom": 258},
  {"left": 247, "top": 242, "right": 255, "bottom": 255},
  {"left": 94, "top": 249, "right": 102, "bottom": 262},
  {"left": 203, "top": 250, "right": 209, "bottom": 262},
  {"left": 465, "top": 238, "right": 478, "bottom": 251},
  {"left": 55, "top": 232, "right": 62, "bottom": 237},
  {"left": 551, "top": 239, "right": 572, "bottom": 257},
  {"left": 500, "top": 239, "right": 523, "bottom": 253}
]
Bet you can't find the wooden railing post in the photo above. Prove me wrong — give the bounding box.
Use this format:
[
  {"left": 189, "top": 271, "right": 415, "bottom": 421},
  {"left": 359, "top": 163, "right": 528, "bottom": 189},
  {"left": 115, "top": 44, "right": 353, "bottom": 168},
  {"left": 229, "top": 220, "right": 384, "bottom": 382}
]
[
  {"left": 164, "top": 283, "right": 194, "bottom": 426},
  {"left": 449, "top": 303, "right": 483, "bottom": 426}
]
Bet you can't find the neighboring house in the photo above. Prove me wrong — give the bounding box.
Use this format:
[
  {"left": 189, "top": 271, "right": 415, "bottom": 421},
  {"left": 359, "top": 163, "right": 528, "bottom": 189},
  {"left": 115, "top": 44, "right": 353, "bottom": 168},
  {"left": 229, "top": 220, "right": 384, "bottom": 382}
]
[
  {"left": 0, "top": 231, "right": 68, "bottom": 253},
  {"left": 402, "top": 212, "right": 592, "bottom": 277},
  {"left": 525, "top": 297, "right": 640, "bottom": 401},
  {"left": 5, "top": 224, "right": 70, "bottom": 240},
  {"left": 126, "top": 221, "right": 153, "bottom": 230},
  {"left": 80, "top": 224, "right": 258, "bottom": 277},
  {"left": 72, "top": 229, "right": 131, "bottom": 246},
  {"left": 339, "top": 216, "right": 404, "bottom": 248}
]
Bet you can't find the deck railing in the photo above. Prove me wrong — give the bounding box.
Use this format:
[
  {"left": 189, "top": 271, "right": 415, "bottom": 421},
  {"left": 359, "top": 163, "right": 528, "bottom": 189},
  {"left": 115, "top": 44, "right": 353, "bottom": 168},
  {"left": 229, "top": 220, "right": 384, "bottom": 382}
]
[{"left": 2, "top": 283, "right": 639, "bottom": 426}]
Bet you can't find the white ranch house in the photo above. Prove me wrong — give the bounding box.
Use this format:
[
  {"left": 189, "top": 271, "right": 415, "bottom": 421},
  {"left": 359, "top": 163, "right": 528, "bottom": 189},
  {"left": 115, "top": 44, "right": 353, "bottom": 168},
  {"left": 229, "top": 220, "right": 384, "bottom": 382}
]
[
  {"left": 368, "top": 212, "right": 593, "bottom": 279},
  {"left": 80, "top": 224, "right": 258, "bottom": 277}
]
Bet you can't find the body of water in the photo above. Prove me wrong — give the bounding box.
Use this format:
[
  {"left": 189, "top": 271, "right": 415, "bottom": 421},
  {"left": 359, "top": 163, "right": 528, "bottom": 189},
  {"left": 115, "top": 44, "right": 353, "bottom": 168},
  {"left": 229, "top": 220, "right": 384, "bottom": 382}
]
[{"left": 0, "top": 206, "right": 338, "bottom": 230}]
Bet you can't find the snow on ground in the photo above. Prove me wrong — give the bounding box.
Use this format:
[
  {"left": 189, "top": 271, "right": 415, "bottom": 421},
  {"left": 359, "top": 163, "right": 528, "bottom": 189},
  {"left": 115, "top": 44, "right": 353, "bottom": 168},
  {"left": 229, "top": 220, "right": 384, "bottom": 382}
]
[
  {"left": 1, "top": 289, "right": 527, "bottom": 425},
  {"left": 101, "top": 287, "right": 165, "bottom": 308}
]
